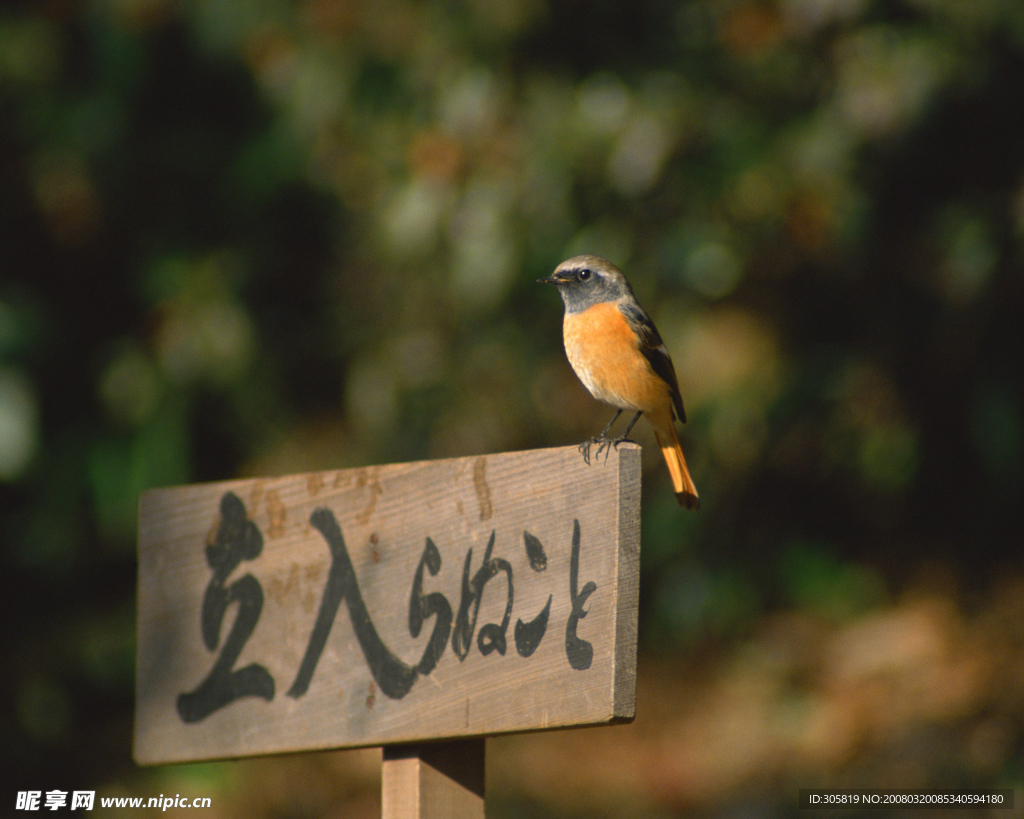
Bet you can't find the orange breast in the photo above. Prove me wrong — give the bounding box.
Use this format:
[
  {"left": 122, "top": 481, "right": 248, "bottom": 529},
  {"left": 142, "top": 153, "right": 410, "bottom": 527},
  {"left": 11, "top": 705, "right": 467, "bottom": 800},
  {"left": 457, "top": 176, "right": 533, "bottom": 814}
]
[{"left": 563, "top": 302, "right": 672, "bottom": 413}]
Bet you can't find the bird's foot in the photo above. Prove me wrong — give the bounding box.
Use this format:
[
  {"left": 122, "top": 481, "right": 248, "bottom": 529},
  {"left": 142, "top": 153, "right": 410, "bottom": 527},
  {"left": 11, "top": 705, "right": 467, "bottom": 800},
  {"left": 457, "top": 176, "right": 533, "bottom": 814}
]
[
  {"left": 578, "top": 436, "right": 604, "bottom": 465},
  {"left": 594, "top": 433, "right": 636, "bottom": 462}
]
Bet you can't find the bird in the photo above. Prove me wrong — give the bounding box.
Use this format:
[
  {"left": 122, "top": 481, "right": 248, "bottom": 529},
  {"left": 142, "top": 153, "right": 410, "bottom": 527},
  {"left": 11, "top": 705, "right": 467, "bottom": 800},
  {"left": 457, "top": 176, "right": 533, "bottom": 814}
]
[{"left": 539, "top": 255, "right": 699, "bottom": 510}]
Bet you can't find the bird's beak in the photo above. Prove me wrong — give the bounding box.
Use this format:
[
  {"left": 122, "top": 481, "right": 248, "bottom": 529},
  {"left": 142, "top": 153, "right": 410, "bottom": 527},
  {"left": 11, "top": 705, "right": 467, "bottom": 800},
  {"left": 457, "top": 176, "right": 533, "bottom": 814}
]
[{"left": 537, "top": 270, "right": 571, "bottom": 285}]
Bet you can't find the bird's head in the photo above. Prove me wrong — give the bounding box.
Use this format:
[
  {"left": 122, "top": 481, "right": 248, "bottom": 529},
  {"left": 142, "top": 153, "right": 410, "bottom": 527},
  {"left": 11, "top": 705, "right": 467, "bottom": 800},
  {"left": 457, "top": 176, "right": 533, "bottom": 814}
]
[{"left": 538, "top": 255, "right": 633, "bottom": 313}]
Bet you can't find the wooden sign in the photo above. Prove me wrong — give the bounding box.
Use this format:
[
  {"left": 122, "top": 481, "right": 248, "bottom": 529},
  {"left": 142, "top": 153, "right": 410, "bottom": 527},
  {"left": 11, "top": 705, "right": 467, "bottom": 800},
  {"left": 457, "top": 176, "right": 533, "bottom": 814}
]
[{"left": 134, "top": 444, "right": 640, "bottom": 765}]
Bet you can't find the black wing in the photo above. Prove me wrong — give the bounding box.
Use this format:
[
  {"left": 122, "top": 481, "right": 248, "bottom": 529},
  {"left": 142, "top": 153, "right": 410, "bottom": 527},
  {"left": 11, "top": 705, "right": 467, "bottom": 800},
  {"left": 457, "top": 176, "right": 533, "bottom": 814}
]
[{"left": 619, "top": 301, "right": 686, "bottom": 423}]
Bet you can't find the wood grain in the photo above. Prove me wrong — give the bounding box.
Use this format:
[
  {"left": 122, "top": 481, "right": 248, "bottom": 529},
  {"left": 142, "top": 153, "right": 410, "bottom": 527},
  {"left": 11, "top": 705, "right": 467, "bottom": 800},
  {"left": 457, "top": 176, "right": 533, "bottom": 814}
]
[{"left": 134, "top": 444, "right": 640, "bottom": 765}]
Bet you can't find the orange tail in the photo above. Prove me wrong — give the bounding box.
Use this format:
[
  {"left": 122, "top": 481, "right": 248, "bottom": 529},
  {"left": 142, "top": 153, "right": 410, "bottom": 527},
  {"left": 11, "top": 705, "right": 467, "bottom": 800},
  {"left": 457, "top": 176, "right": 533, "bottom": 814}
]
[{"left": 650, "top": 412, "right": 699, "bottom": 510}]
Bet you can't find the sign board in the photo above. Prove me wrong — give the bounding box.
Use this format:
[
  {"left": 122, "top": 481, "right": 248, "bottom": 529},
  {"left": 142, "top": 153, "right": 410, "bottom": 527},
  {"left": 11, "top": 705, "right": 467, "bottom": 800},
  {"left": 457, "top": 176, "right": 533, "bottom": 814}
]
[{"left": 134, "top": 444, "right": 640, "bottom": 765}]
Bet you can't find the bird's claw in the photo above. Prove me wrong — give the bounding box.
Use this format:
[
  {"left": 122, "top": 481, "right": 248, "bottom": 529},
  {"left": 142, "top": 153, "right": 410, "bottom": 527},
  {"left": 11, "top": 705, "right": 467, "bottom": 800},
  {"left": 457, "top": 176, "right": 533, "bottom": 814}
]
[
  {"left": 596, "top": 434, "right": 635, "bottom": 461},
  {"left": 578, "top": 436, "right": 601, "bottom": 465},
  {"left": 580, "top": 434, "right": 634, "bottom": 465}
]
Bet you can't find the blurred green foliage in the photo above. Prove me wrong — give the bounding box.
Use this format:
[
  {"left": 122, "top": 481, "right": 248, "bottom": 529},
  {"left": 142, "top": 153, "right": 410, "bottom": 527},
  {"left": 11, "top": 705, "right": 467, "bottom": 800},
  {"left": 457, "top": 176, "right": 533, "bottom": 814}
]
[{"left": 3, "top": 0, "right": 1024, "bottom": 811}]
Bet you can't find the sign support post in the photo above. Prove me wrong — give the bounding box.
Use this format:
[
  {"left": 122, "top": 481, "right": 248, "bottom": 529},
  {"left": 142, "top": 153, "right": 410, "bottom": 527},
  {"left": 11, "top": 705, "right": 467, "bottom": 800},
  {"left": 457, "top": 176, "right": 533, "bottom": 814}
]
[
  {"left": 135, "top": 444, "right": 641, "bottom": 816},
  {"left": 382, "top": 739, "right": 485, "bottom": 819}
]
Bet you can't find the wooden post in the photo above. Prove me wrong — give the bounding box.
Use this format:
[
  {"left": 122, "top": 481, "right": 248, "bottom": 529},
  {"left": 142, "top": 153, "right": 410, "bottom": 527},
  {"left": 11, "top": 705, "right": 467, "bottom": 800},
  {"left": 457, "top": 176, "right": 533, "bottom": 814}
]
[
  {"left": 382, "top": 740, "right": 485, "bottom": 819},
  {"left": 134, "top": 444, "right": 641, "bottom": 816}
]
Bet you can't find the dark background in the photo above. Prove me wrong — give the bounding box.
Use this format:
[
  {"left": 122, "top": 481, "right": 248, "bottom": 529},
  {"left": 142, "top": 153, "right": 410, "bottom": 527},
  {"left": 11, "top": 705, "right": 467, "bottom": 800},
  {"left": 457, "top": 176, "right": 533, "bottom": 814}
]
[{"left": 2, "top": 0, "right": 1023, "bottom": 815}]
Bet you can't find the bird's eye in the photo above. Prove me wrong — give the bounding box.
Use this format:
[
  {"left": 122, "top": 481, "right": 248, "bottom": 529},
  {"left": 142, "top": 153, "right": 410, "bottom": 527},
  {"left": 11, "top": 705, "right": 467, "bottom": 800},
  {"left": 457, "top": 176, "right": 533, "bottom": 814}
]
[{"left": 578, "top": 268, "right": 592, "bottom": 280}]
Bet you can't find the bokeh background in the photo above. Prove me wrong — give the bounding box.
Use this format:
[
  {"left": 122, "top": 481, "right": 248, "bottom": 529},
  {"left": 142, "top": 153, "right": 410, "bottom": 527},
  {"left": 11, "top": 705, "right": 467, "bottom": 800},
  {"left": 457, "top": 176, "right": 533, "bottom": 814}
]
[{"left": 3, "top": 0, "right": 1024, "bottom": 816}]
